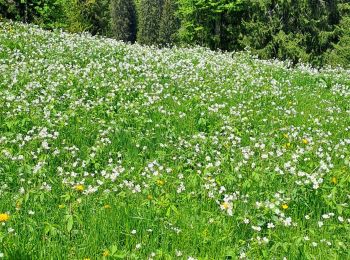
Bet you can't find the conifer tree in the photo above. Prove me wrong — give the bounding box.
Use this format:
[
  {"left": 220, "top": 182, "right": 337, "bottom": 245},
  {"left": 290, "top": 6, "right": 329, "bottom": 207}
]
[
  {"left": 137, "top": 0, "right": 163, "bottom": 45},
  {"left": 110, "top": 0, "right": 137, "bottom": 42},
  {"left": 159, "top": 0, "right": 179, "bottom": 46},
  {"left": 326, "top": 2, "right": 350, "bottom": 67}
]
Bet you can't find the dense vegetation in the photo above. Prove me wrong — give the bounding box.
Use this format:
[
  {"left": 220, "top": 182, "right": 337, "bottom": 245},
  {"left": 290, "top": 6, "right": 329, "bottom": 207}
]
[
  {"left": 1, "top": 21, "right": 350, "bottom": 259},
  {"left": 0, "top": 0, "right": 349, "bottom": 67}
]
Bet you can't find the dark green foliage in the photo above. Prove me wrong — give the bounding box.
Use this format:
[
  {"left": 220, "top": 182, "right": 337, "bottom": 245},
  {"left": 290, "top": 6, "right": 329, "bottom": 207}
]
[
  {"left": 64, "top": 0, "right": 110, "bottom": 35},
  {"left": 159, "top": 0, "right": 180, "bottom": 45},
  {"left": 325, "top": 3, "right": 350, "bottom": 67},
  {"left": 177, "top": 0, "right": 349, "bottom": 66},
  {"left": 0, "top": 0, "right": 25, "bottom": 21},
  {"left": 62, "top": 0, "right": 90, "bottom": 33},
  {"left": 0, "top": 0, "right": 349, "bottom": 67},
  {"left": 0, "top": 0, "right": 111, "bottom": 34},
  {"left": 0, "top": 0, "right": 66, "bottom": 28},
  {"left": 177, "top": 0, "right": 243, "bottom": 49},
  {"left": 110, "top": 0, "right": 137, "bottom": 42},
  {"left": 137, "top": 0, "right": 164, "bottom": 45},
  {"left": 81, "top": 0, "right": 111, "bottom": 35},
  {"left": 243, "top": 0, "right": 348, "bottom": 66}
]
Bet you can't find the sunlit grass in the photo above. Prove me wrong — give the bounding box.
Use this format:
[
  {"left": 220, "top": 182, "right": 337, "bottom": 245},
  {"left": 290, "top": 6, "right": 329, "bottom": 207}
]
[{"left": 0, "top": 21, "right": 349, "bottom": 259}]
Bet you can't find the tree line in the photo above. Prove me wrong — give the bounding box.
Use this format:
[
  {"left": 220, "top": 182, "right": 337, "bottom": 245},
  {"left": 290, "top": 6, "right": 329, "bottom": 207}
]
[{"left": 1, "top": 0, "right": 349, "bottom": 67}]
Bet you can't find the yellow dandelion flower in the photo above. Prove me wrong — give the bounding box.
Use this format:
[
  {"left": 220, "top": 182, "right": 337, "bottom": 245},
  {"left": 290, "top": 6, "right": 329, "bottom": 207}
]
[
  {"left": 102, "top": 250, "right": 110, "bottom": 257},
  {"left": 302, "top": 139, "right": 309, "bottom": 144},
  {"left": 83, "top": 258, "right": 91, "bottom": 260},
  {"left": 283, "top": 134, "right": 289, "bottom": 139},
  {"left": 75, "top": 184, "right": 84, "bottom": 192},
  {"left": 285, "top": 143, "right": 291, "bottom": 148},
  {"left": 156, "top": 179, "right": 164, "bottom": 186},
  {"left": 331, "top": 177, "right": 337, "bottom": 184},
  {"left": 0, "top": 213, "right": 10, "bottom": 222},
  {"left": 282, "top": 204, "right": 289, "bottom": 210},
  {"left": 103, "top": 204, "right": 111, "bottom": 209}
]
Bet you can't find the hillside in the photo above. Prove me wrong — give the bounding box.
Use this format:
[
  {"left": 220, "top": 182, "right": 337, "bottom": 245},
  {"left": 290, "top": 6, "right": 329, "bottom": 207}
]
[{"left": 0, "top": 21, "right": 350, "bottom": 259}]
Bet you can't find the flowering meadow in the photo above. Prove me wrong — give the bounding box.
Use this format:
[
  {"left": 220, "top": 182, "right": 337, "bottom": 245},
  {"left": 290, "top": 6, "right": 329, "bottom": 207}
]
[{"left": 0, "top": 21, "right": 350, "bottom": 259}]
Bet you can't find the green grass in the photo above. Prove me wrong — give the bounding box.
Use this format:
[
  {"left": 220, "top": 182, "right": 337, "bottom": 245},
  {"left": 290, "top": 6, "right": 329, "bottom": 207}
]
[{"left": 0, "top": 21, "right": 350, "bottom": 259}]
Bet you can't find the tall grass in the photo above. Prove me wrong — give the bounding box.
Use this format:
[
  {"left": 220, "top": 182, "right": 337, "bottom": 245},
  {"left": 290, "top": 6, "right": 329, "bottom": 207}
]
[{"left": 0, "top": 21, "right": 349, "bottom": 259}]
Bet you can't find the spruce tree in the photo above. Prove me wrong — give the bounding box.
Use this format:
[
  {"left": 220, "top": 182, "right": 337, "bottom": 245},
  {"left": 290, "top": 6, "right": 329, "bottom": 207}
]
[
  {"left": 110, "top": 0, "right": 137, "bottom": 42},
  {"left": 326, "top": 2, "right": 350, "bottom": 67},
  {"left": 137, "top": 0, "right": 163, "bottom": 45},
  {"left": 159, "top": 0, "right": 179, "bottom": 46}
]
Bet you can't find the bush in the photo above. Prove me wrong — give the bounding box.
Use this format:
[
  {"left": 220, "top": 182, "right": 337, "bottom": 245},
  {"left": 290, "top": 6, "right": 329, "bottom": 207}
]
[
  {"left": 0, "top": 0, "right": 21, "bottom": 21},
  {"left": 0, "top": 0, "right": 66, "bottom": 28}
]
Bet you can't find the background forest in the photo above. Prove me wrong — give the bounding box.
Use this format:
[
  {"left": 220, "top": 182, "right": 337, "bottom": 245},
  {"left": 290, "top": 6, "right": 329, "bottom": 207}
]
[{"left": 0, "top": 0, "right": 349, "bottom": 67}]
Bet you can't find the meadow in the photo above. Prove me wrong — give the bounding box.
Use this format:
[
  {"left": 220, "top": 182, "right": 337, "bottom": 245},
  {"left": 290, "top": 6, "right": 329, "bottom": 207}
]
[{"left": 0, "top": 21, "right": 350, "bottom": 259}]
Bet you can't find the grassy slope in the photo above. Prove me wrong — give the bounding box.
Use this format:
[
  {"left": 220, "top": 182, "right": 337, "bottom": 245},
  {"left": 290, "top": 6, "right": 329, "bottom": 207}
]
[{"left": 0, "top": 21, "right": 350, "bottom": 259}]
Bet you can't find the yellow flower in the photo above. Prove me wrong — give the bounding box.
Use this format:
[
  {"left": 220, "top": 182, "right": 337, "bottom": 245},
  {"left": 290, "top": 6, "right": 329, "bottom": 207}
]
[
  {"left": 75, "top": 184, "right": 84, "bottom": 192},
  {"left": 156, "top": 179, "right": 164, "bottom": 186},
  {"left": 331, "top": 177, "right": 337, "bottom": 184},
  {"left": 302, "top": 139, "right": 309, "bottom": 144},
  {"left": 221, "top": 202, "right": 230, "bottom": 210},
  {"left": 147, "top": 194, "right": 153, "bottom": 200},
  {"left": 59, "top": 204, "right": 65, "bottom": 209},
  {"left": 102, "top": 250, "right": 110, "bottom": 257},
  {"left": 285, "top": 143, "right": 291, "bottom": 148},
  {"left": 103, "top": 204, "right": 111, "bottom": 209},
  {"left": 283, "top": 134, "right": 289, "bottom": 139},
  {"left": 0, "top": 213, "right": 10, "bottom": 222},
  {"left": 282, "top": 204, "right": 289, "bottom": 210},
  {"left": 83, "top": 258, "right": 91, "bottom": 260}
]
